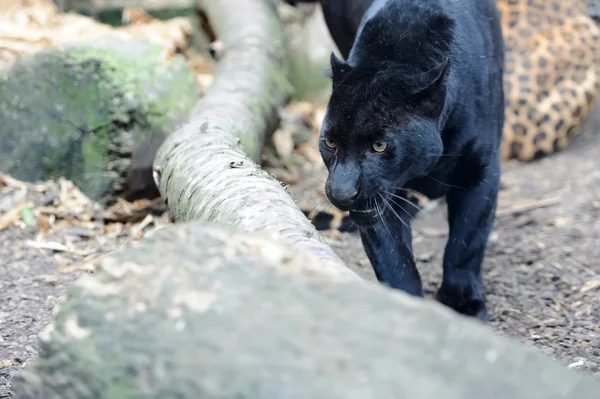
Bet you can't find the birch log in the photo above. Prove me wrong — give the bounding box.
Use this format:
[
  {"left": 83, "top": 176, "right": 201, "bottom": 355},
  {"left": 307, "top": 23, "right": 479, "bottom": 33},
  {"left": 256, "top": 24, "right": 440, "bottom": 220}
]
[{"left": 153, "top": 0, "right": 358, "bottom": 280}]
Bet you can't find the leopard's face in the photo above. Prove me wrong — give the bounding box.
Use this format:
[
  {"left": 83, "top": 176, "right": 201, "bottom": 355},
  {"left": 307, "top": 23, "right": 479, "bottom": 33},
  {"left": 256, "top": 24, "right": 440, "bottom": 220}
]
[{"left": 498, "top": 0, "right": 600, "bottom": 161}]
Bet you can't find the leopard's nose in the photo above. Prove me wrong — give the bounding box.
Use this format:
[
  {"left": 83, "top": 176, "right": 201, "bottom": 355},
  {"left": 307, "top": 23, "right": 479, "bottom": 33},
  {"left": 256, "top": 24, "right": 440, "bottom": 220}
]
[{"left": 330, "top": 186, "right": 359, "bottom": 209}]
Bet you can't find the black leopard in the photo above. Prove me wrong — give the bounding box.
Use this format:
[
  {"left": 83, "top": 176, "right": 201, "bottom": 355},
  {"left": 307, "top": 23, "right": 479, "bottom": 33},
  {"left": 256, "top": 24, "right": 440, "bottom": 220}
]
[{"left": 286, "top": 0, "right": 505, "bottom": 321}]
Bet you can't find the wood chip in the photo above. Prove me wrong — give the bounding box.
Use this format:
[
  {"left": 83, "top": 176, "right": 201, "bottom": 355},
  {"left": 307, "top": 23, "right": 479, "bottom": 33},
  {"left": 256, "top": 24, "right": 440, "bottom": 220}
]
[
  {"left": 580, "top": 280, "right": 600, "bottom": 293},
  {"left": 0, "top": 174, "right": 27, "bottom": 190},
  {"left": 25, "top": 240, "right": 92, "bottom": 256},
  {"left": 0, "top": 201, "right": 34, "bottom": 230},
  {"left": 0, "top": 206, "right": 22, "bottom": 231},
  {"left": 130, "top": 214, "right": 154, "bottom": 239}
]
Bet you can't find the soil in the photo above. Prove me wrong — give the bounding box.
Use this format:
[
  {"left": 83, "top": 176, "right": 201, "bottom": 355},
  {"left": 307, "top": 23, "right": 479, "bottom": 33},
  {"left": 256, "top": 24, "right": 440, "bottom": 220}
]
[{"left": 1, "top": 109, "right": 600, "bottom": 397}]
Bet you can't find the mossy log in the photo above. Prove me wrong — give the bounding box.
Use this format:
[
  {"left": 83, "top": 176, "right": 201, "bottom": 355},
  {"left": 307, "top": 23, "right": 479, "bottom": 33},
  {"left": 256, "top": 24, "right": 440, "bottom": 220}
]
[
  {"left": 12, "top": 221, "right": 600, "bottom": 399},
  {"left": 0, "top": 36, "right": 197, "bottom": 202},
  {"left": 153, "top": 0, "right": 357, "bottom": 280}
]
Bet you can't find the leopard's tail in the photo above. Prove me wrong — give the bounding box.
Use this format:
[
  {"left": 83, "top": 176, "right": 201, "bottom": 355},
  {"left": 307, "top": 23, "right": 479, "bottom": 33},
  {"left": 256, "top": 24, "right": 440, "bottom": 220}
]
[{"left": 301, "top": 209, "right": 356, "bottom": 232}]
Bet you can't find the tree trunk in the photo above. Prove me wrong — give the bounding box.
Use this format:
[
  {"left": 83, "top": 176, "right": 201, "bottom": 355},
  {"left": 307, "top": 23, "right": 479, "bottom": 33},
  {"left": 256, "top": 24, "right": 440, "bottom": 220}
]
[
  {"left": 13, "top": 221, "right": 600, "bottom": 399},
  {"left": 152, "top": 0, "right": 358, "bottom": 280}
]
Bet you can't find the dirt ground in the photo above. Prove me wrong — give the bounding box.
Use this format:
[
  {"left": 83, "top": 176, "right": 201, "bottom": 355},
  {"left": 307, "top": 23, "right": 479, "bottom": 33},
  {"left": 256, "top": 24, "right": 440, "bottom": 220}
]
[{"left": 1, "top": 110, "right": 600, "bottom": 397}]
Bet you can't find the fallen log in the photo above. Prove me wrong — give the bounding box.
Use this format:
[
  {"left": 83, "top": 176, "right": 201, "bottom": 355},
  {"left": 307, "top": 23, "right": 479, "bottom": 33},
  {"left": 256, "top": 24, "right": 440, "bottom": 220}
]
[
  {"left": 12, "top": 221, "right": 600, "bottom": 399},
  {"left": 152, "top": 0, "right": 357, "bottom": 279},
  {"left": 0, "top": 35, "right": 197, "bottom": 203}
]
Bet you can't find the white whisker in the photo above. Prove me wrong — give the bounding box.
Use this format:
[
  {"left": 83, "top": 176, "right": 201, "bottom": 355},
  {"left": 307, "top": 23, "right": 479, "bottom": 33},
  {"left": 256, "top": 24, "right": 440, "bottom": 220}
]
[
  {"left": 375, "top": 197, "right": 393, "bottom": 239},
  {"left": 421, "top": 174, "right": 465, "bottom": 190},
  {"left": 387, "top": 196, "right": 416, "bottom": 222},
  {"left": 384, "top": 191, "right": 422, "bottom": 213},
  {"left": 378, "top": 193, "right": 411, "bottom": 232}
]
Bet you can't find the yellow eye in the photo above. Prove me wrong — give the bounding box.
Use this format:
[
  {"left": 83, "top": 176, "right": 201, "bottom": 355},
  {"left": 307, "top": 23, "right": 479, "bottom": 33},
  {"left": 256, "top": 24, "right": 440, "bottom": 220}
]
[
  {"left": 325, "top": 139, "right": 337, "bottom": 149},
  {"left": 372, "top": 142, "right": 387, "bottom": 152}
]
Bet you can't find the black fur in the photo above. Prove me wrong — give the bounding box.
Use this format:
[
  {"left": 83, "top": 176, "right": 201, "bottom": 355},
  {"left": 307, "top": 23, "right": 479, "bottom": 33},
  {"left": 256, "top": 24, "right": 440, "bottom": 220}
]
[{"left": 288, "top": 0, "right": 505, "bottom": 321}]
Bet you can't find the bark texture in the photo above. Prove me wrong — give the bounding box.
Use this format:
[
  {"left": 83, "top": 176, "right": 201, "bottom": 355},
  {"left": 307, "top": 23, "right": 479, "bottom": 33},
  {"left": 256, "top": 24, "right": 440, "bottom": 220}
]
[
  {"left": 153, "top": 0, "right": 357, "bottom": 280},
  {"left": 12, "top": 221, "right": 600, "bottom": 399}
]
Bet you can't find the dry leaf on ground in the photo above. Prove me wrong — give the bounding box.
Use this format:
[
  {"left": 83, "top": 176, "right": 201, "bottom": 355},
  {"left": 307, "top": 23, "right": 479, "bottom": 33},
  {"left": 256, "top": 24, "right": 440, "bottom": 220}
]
[
  {"left": 0, "top": 1, "right": 200, "bottom": 69},
  {"left": 103, "top": 197, "right": 165, "bottom": 224}
]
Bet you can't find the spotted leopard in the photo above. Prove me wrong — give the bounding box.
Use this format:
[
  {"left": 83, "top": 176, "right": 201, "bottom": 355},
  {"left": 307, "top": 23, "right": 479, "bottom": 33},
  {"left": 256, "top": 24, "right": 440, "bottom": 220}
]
[
  {"left": 299, "top": 0, "right": 599, "bottom": 231},
  {"left": 499, "top": 0, "right": 600, "bottom": 161}
]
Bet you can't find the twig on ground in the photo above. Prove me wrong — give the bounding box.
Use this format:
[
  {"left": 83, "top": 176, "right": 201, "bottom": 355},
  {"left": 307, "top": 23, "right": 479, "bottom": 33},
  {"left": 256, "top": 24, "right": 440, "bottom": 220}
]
[
  {"left": 496, "top": 197, "right": 561, "bottom": 217},
  {"left": 25, "top": 240, "right": 93, "bottom": 256}
]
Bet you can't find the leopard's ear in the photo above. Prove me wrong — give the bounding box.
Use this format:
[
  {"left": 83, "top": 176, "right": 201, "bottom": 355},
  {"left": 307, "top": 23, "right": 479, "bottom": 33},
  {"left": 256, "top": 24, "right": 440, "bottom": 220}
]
[
  {"left": 411, "top": 57, "right": 450, "bottom": 98},
  {"left": 327, "top": 51, "right": 352, "bottom": 82},
  {"left": 403, "top": 57, "right": 451, "bottom": 116}
]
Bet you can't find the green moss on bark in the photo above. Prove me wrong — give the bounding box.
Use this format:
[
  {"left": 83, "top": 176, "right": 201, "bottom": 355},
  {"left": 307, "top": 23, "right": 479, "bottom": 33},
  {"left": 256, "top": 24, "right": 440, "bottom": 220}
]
[{"left": 0, "top": 36, "right": 197, "bottom": 201}]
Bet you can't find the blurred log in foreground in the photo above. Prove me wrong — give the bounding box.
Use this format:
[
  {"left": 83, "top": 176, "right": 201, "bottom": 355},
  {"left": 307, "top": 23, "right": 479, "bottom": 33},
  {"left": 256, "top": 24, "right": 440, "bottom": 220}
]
[{"left": 13, "top": 221, "right": 600, "bottom": 399}]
